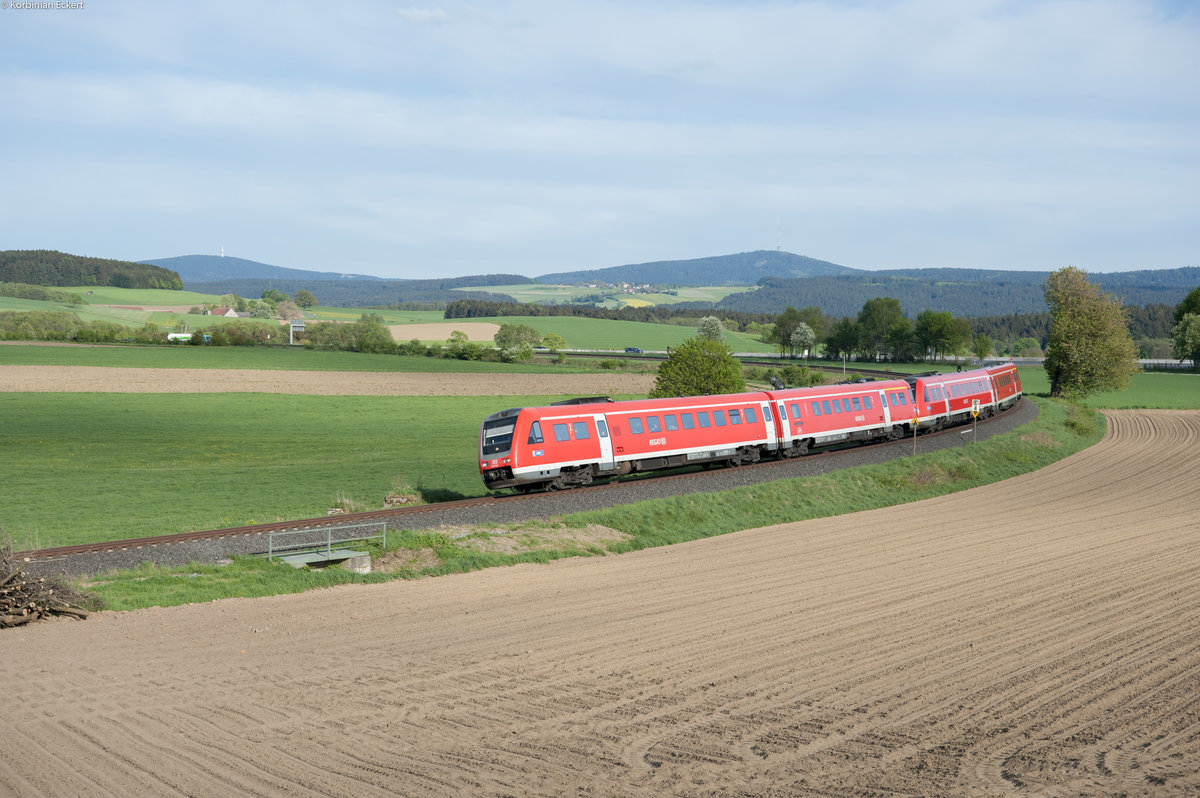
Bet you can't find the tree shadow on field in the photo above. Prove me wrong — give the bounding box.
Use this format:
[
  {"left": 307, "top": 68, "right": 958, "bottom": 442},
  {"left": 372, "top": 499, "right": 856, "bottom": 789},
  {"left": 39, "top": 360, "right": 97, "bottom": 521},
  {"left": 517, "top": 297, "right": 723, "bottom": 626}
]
[{"left": 417, "top": 486, "right": 469, "bottom": 503}]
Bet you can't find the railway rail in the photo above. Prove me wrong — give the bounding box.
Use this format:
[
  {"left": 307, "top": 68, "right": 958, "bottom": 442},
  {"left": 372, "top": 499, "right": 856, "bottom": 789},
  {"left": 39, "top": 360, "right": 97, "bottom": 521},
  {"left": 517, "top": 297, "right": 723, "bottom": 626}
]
[{"left": 18, "top": 398, "right": 1029, "bottom": 572}]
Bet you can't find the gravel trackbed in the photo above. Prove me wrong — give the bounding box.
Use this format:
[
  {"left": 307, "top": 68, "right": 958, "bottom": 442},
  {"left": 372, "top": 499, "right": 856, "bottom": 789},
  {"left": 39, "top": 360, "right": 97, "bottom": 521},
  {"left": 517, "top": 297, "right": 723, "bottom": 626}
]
[{"left": 3, "top": 409, "right": 1199, "bottom": 796}]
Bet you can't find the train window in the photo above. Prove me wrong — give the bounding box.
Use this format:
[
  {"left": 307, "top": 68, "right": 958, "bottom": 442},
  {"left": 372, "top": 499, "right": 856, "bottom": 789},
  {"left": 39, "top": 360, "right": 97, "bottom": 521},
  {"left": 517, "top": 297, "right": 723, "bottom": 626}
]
[
  {"left": 647, "top": 416, "right": 662, "bottom": 433},
  {"left": 730, "top": 408, "right": 743, "bottom": 425},
  {"left": 629, "top": 417, "right": 644, "bottom": 434},
  {"left": 681, "top": 413, "right": 695, "bottom": 429},
  {"left": 899, "top": 393, "right": 908, "bottom": 405},
  {"left": 852, "top": 397, "right": 862, "bottom": 411},
  {"left": 791, "top": 402, "right": 802, "bottom": 419},
  {"left": 528, "top": 421, "right": 543, "bottom": 445},
  {"left": 553, "top": 423, "right": 570, "bottom": 442},
  {"left": 597, "top": 420, "right": 609, "bottom": 438},
  {"left": 746, "top": 407, "right": 758, "bottom": 424},
  {"left": 923, "top": 387, "right": 931, "bottom": 402},
  {"left": 573, "top": 421, "right": 590, "bottom": 439},
  {"left": 888, "top": 393, "right": 897, "bottom": 407},
  {"left": 832, "top": 398, "right": 842, "bottom": 413},
  {"left": 664, "top": 414, "right": 679, "bottom": 431},
  {"left": 713, "top": 410, "right": 727, "bottom": 426},
  {"left": 698, "top": 412, "right": 711, "bottom": 428},
  {"left": 811, "top": 401, "right": 822, "bottom": 416},
  {"left": 482, "top": 418, "right": 516, "bottom": 455},
  {"left": 822, "top": 400, "right": 832, "bottom": 415},
  {"left": 863, "top": 396, "right": 872, "bottom": 410}
]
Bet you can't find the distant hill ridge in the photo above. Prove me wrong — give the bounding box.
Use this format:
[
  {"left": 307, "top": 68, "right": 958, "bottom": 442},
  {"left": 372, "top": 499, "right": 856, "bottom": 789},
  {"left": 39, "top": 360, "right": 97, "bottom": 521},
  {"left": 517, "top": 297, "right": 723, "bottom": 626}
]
[
  {"left": 140, "top": 254, "right": 384, "bottom": 283},
  {"left": 537, "top": 250, "right": 856, "bottom": 285}
]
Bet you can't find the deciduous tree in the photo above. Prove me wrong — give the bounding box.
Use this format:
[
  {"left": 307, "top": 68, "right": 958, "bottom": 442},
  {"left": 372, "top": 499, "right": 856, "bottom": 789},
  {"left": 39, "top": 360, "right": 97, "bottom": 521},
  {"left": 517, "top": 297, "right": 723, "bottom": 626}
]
[
  {"left": 1171, "top": 313, "right": 1200, "bottom": 366},
  {"left": 789, "top": 322, "right": 816, "bottom": 360},
  {"left": 1043, "top": 266, "right": 1138, "bottom": 398},
  {"left": 650, "top": 337, "right": 745, "bottom": 398},
  {"left": 1174, "top": 285, "right": 1200, "bottom": 323},
  {"left": 697, "top": 316, "right": 724, "bottom": 341},
  {"left": 857, "top": 297, "right": 904, "bottom": 360}
]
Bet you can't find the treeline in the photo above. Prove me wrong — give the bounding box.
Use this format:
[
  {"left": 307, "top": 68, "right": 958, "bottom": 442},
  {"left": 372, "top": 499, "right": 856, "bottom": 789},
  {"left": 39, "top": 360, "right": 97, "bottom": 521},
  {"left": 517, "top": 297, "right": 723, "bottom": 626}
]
[
  {"left": 0, "top": 311, "right": 277, "bottom": 346},
  {"left": 0, "top": 282, "right": 86, "bottom": 304},
  {"left": 0, "top": 250, "right": 183, "bottom": 290},
  {"left": 962, "top": 304, "right": 1176, "bottom": 346},
  {"left": 444, "top": 298, "right": 773, "bottom": 329},
  {"left": 717, "top": 269, "right": 1200, "bottom": 318}
]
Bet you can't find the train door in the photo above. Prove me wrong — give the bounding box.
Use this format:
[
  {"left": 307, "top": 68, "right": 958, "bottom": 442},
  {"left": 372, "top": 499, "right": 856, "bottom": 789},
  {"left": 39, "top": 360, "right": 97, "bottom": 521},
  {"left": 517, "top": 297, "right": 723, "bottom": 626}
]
[
  {"left": 760, "top": 401, "right": 779, "bottom": 448},
  {"left": 879, "top": 389, "right": 893, "bottom": 432},
  {"left": 593, "top": 413, "right": 617, "bottom": 472}
]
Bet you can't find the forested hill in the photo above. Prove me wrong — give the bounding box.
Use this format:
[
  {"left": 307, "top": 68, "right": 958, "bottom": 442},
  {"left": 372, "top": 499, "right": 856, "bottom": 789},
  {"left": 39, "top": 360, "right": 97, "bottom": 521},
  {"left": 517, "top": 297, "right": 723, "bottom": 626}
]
[
  {"left": 0, "top": 250, "right": 183, "bottom": 290},
  {"left": 142, "top": 254, "right": 383, "bottom": 283},
  {"left": 186, "top": 274, "right": 529, "bottom": 307},
  {"left": 538, "top": 250, "right": 855, "bottom": 285},
  {"left": 717, "top": 267, "right": 1200, "bottom": 318}
]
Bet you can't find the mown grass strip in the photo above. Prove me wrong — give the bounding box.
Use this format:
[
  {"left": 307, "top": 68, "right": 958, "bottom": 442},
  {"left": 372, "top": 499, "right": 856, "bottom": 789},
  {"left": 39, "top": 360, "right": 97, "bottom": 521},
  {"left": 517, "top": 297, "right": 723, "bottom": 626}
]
[{"left": 81, "top": 397, "right": 1104, "bottom": 612}]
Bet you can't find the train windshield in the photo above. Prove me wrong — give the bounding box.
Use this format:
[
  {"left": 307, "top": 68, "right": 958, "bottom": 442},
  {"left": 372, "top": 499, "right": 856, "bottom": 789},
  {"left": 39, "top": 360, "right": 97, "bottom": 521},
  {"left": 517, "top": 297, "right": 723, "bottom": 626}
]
[{"left": 481, "top": 417, "right": 516, "bottom": 456}]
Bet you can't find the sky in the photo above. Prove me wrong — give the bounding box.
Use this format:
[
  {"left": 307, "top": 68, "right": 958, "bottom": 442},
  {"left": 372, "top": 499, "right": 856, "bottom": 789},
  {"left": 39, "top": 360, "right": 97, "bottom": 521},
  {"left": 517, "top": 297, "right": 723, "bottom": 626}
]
[{"left": 2, "top": 1, "right": 1197, "bottom": 280}]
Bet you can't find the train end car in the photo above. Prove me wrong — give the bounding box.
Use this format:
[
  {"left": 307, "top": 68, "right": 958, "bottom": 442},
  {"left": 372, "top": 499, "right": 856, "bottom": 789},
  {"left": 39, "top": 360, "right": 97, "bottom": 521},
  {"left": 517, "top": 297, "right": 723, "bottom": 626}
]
[{"left": 910, "top": 363, "right": 1022, "bottom": 431}]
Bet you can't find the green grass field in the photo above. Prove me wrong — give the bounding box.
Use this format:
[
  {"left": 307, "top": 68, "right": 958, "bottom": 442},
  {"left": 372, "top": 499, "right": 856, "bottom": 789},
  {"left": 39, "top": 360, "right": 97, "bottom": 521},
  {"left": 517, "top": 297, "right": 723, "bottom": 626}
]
[
  {"left": 1015, "top": 366, "right": 1200, "bottom": 409},
  {"left": 0, "top": 392, "right": 559, "bottom": 549}
]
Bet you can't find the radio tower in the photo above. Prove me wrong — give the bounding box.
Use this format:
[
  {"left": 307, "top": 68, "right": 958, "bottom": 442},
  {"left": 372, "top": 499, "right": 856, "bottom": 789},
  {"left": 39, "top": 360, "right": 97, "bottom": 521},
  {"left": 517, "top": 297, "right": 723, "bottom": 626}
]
[{"left": 777, "top": 224, "right": 782, "bottom": 252}]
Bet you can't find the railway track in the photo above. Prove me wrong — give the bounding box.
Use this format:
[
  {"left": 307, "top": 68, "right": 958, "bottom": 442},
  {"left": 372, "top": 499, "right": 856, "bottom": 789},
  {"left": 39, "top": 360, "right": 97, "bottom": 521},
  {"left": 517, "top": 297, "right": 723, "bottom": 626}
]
[{"left": 18, "top": 398, "right": 1029, "bottom": 570}]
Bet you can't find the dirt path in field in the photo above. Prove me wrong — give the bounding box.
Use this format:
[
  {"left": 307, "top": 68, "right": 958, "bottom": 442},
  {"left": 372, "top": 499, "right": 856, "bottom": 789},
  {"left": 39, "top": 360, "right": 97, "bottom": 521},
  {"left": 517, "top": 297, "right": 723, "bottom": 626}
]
[
  {"left": 0, "top": 365, "right": 655, "bottom": 396},
  {"left": 3, "top": 409, "right": 1198, "bottom": 796}
]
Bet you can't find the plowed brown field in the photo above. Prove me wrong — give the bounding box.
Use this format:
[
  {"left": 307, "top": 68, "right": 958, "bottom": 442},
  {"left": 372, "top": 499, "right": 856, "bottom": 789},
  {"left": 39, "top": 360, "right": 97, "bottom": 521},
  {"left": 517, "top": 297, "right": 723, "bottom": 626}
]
[{"left": 3, "top": 410, "right": 1198, "bottom": 797}]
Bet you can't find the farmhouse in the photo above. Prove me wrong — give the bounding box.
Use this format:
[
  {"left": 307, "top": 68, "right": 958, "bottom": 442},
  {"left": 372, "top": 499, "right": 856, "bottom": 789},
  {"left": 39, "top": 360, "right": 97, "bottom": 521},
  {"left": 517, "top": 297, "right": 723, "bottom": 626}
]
[{"left": 205, "top": 307, "right": 252, "bottom": 318}]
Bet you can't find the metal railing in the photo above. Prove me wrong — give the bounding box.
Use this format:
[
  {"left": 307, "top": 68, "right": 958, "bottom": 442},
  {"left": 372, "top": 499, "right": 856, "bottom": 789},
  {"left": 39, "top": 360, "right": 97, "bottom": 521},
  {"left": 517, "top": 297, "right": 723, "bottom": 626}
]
[{"left": 265, "top": 519, "right": 389, "bottom": 560}]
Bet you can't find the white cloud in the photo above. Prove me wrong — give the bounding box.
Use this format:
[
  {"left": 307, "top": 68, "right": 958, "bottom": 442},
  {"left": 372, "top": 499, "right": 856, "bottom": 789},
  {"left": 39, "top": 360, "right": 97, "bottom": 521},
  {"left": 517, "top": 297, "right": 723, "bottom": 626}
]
[{"left": 396, "top": 7, "right": 449, "bottom": 23}]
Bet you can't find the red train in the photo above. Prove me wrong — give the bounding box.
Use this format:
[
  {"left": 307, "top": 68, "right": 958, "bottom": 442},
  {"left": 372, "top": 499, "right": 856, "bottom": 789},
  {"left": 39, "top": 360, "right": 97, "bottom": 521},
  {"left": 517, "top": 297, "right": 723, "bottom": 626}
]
[{"left": 479, "top": 363, "right": 1022, "bottom": 492}]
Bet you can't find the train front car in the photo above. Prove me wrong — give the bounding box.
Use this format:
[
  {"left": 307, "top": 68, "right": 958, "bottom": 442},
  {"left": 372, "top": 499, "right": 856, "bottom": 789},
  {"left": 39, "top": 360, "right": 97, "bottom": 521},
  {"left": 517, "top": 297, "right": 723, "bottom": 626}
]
[
  {"left": 480, "top": 400, "right": 613, "bottom": 492},
  {"left": 479, "top": 407, "right": 524, "bottom": 490}
]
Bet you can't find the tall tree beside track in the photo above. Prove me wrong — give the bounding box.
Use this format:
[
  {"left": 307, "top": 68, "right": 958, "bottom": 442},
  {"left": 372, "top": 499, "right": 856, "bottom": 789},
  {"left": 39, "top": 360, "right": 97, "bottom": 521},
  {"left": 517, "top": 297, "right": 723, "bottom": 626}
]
[
  {"left": 1175, "top": 285, "right": 1200, "bottom": 323},
  {"left": 1171, "top": 313, "right": 1200, "bottom": 367},
  {"left": 1043, "top": 266, "right": 1139, "bottom": 398},
  {"left": 650, "top": 337, "right": 746, "bottom": 398}
]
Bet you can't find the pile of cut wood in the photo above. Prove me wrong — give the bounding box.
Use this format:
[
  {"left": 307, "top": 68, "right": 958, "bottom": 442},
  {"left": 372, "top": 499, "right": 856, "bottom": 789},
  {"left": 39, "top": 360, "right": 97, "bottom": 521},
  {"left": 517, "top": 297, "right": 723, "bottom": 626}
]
[{"left": 1, "top": 543, "right": 97, "bottom": 628}]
